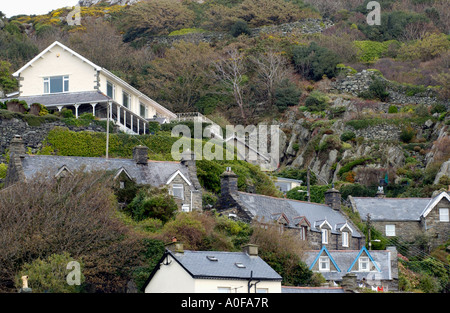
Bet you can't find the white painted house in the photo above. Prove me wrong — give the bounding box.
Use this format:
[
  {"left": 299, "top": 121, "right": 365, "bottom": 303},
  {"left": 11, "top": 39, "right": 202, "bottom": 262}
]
[
  {"left": 7, "top": 41, "right": 176, "bottom": 134},
  {"left": 143, "top": 243, "right": 282, "bottom": 293}
]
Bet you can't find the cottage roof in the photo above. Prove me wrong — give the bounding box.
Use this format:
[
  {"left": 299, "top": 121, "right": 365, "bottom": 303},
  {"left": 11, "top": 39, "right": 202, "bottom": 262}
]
[
  {"left": 167, "top": 250, "right": 282, "bottom": 281},
  {"left": 352, "top": 197, "right": 433, "bottom": 221},
  {"left": 236, "top": 192, "right": 362, "bottom": 238},
  {"left": 281, "top": 286, "right": 344, "bottom": 293},
  {"left": 303, "top": 248, "right": 392, "bottom": 282},
  {"left": 0, "top": 91, "right": 110, "bottom": 107},
  {"left": 20, "top": 154, "right": 194, "bottom": 188}
]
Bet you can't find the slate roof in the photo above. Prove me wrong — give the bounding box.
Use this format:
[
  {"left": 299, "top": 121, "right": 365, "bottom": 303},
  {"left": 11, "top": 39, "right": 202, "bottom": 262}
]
[
  {"left": 168, "top": 250, "right": 282, "bottom": 281},
  {"left": 352, "top": 197, "right": 432, "bottom": 221},
  {"left": 237, "top": 192, "right": 363, "bottom": 238},
  {"left": 282, "top": 286, "right": 344, "bottom": 293},
  {"left": 303, "top": 249, "right": 393, "bottom": 282},
  {"left": 0, "top": 91, "right": 110, "bottom": 107},
  {"left": 20, "top": 154, "right": 194, "bottom": 188}
]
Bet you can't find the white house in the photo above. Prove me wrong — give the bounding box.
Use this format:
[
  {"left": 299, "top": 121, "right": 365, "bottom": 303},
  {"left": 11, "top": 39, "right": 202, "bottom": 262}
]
[
  {"left": 6, "top": 41, "right": 177, "bottom": 134},
  {"left": 143, "top": 243, "right": 282, "bottom": 293}
]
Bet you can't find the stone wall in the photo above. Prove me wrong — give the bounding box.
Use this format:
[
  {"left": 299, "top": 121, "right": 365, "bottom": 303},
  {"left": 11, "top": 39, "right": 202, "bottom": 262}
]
[
  {"left": 0, "top": 117, "right": 106, "bottom": 163},
  {"left": 331, "top": 70, "right": 444, "bottom": 106},
  {"left": 145, "top": 18, "right": 333, "bottom": 46}
]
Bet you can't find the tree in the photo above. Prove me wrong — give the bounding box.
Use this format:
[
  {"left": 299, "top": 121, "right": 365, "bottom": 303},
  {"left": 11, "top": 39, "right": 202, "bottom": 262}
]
[
  {"left": 292, "top": 42, "right": 341, "bottom": 81},
  {"left": 0, "top": 60, "right": 18, "bottom": 93},
  {"left": 274, "top": 79, "right": 302, "bottom": 112},
  {"left": 214, "top": 47, "right": 248, "bottom": 121},
  {"left": 15, "top": 252, "right": 84, "bottom": 293},
  {"left": 126, "top": 186, "right": 178, "bottom": 223},
  {"left": 0, "top": 171, "right": 144, "bottom": 292},
  {"left": 398, "top": 32, "right": 450, "bottom": 62},
  {"left": 250, "top": 49, "right": 291, "bottom": 106},
  {"left": 147, "top": 41, "right": 218, "bottom": 112}
]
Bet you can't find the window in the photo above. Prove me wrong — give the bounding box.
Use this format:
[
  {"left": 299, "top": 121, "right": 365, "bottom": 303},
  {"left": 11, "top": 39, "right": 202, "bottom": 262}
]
[
  {"left": 218, "top": 287, "right": 231, "bottom": 293},
  {"left": 319, "top": 256, "right": 330, "bottom": 271},
  {"left": 256, "top": 288, "right": 268, "bottom": 293},
  {"left": 359, "top": 257, "right": 370, "bottom": 272},
  {"left": 44, "top": 76, "right": 69, "bottom": 94},
  {"left": 172, "top": 184, "right": 184, "bottom": 200},
  {"left": 119, "top": 181, "right": 125, "bottom": 189},
  {"left": 140, "top": 103, "right": 146, "bottom": 118},
  {"left": 122, "top": 91, "right": 130, "bottom": 108},
  {"left": 321, "top": 229, "right": 328, "bottom": 244},
  {"left": 182, "top": 204, "right": 190, "bottom": 212},
  {"left": 439, "top": 208, "right": 449, "bottom": 222},
  {"left": 235, "top": 263, "right": 246, "bottom": 268},
  {"left": 385, "top": 225, "right": 396, "bottom": 236},
  {"left": 299, "top": 226, "right": 306, "bottom": 240},
  {"left": 342, "top": 232, "right": 349, "bottom": 247},
  {"left": 107, "top": 81, "right": 115, "bottom": 99}
]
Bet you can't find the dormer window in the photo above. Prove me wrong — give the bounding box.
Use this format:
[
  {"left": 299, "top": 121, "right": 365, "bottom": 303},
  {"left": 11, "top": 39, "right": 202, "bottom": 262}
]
[
  {"left": 319, "top": 256, "right": 330, "bottom": 271},
  {"left": 322, "top": 229, "right": 329, "bottom": 244},
  {"left": 44, "top": 76, "right": 69, "bottom": 94},
  {"left": 342, "top": 232, "right": 349, "bottom": 247},
  {"left": 359, "top": 257, "right": 370, "bottom": 271}
]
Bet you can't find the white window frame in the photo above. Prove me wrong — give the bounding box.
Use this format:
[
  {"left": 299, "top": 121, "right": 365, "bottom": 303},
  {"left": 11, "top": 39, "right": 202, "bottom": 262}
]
[
  {"left": 43, "top": 75, "right": 69, "bottom": 94},
  {"left": 342, "top": 231, "right": 349, "bottom": 247},
  {"left": 385, "top": 224, "right": 396, "bottom": 237},
  {"left": 299, "top": 226, "right": 306, "bottom": 240},
  {"left": 319, "top": 256, "right": 330, "bottom": 272},
  {"left": 217, "top": 287, "right": 231, "bottom": 293},
  {"left": 119, "top": 181, "right": 125, "bottom": 189},
  {"left": 439, "top": 208, "right": 449, "bottom": 222},
  {"left": 172, "top": 184, "right": 184, "bottom": 200},
  {"left": 182, "top": 204, "right": 190, "bottom": 212},
  {"left": 359, "top": 257, "right": 370, "bottom": 272},
  {"left": 321, "top": 229, "right": 328, "bottom": 244},
  {"left": 107, "top": 81, "right": 115, "bottom": 99},
  {"left": 122, "top": 91, "right": 131, "bottom": 108}
]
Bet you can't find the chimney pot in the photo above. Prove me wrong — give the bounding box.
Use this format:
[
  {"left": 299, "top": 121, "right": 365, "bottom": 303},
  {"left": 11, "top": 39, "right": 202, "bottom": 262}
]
[{"left": 165, "top": 240, "right": 184, "bottom": 254}]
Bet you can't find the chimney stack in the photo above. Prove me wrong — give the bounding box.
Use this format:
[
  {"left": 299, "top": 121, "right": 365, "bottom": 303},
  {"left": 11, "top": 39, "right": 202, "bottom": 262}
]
[
  {"left": 375, "top": 186, "right": 385, "bottom": 198},
  {"left": 220, "top": 167, "right": 238, "bottom": 197},
  {"left": 132, "top": 145, "right": 148, "bottom": 165},
  {"left": 165, "top": 237, "right": 184, "bottom": 254},
  {"left": 242, "top": 244, "right": 259, "bottom": 257},
  {"left": 10, "top": 135, "right": 26, "bottom": 156},
  {"left": 324, "top": 185, "right": 341, "bottom": 211}
]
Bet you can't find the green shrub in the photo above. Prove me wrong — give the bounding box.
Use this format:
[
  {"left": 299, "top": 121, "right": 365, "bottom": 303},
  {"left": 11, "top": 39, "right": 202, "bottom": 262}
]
[
  {"left": 60, "top": 108, "right": 74, "bottom": 118},
  {"left": 400, "top": 126, "right": 416, "bottom": 143},
  {"left": 15, "top": 252, "right": 84, "bottom": 293},
  {"left": 230, "top": 19, "right": 251, "bottom": 37},
  {"left": 340, "top": 131, "right": 356, "bottom": 142},
  {"left": 431, "top": 103, "right": 447, "bottom": 114},
  {"left": 353, "top": 40, "right": 399, "bottom": 63},
  {"left": 0, "top": 163, "right": 7, "bottom": 179},
  {"left": 388, "top": 105, "right": 398, "bottom": 113},
  {"left": 126, "top": 186, "right": 178, "bottom": 223},
  {"left": 292, "top": 42, "right": 342, "bottom": 81},
  {"left": 338, "top": 157, "right": 372, "bottom": 177},
  {"left": 276, "top": 168, "right": 317, "bottom": 185},
  {"left": 286, "top": 185, "right": 332, "bottom": 203},
  {"left": 359, "top": 79, "right": 389, "bottom": 102},
  {"left": 168, "top": 28, "right": 205, "bottom": 36},
  {"left": 274, "top": 79, "right": 302, "bottom": 111},
  {"left": 304, "top": 91, "right": 329, "bottom": 111}
]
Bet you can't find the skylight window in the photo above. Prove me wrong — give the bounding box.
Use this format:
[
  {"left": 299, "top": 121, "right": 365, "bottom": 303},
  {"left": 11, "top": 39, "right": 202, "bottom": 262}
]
[
  {"left": 235, "top": 262, "right": 246, "bottom": 268},
  {"left": 206, "top": 256, "right": 218, "bottom": 261}
]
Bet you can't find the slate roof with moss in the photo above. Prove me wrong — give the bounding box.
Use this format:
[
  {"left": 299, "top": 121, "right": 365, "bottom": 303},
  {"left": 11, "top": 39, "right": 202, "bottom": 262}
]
[
  {"left": 20, "top": 154, "right": 194, "bottom": 188},
  {"left": 236, "top": 191, "right": 363, "bottom": 238}
]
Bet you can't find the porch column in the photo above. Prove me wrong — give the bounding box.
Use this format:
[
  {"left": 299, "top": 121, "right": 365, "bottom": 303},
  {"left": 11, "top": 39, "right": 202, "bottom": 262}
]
[
  {"left": 137, "top": 119, "right": 140, "bottom": 134},
  {"left": 131, "top": 115, "right": 133, "bottom": 132},
  {"left": 74, "top": 103, "right": 80, "bottom": 118},
  {"left": 56, "top": 105, "right": 63, "bottom": 112},
  {"left": 124, "top": 110, "right": 126, "bottom": 128},
  {"left": 143, "top": 122, "right": 146, "bottom": 134},
  {"left": 117, "top": 105, "right": 121, "bottom": 125},
  {"left": 109, "top": 102, "right": 113, "bottom": 120},
  {"left": 90, "top": 103, "right": 97, "bottom": 117}
]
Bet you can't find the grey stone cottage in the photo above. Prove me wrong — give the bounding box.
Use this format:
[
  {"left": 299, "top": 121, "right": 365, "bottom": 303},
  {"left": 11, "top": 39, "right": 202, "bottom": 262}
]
[
  {"left": 5, "top": 135, "right": 202, "bottom": 212},
  {"left": 217, "top": 168, "right": 365, "bottom": 250},
  {"left": 349, "top": 189, "right": 450, "bottom": 250}
]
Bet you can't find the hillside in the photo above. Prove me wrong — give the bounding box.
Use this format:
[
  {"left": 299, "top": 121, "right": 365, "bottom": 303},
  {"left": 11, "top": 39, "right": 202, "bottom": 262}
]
[{"left": 0, "top": 0, "right": 449, "bottom": 294}]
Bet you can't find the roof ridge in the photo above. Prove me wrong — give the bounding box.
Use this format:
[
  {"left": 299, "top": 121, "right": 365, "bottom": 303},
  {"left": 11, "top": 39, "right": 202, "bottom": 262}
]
[{"left": 238, "top": 191, "right": 330, "bottom": 207}]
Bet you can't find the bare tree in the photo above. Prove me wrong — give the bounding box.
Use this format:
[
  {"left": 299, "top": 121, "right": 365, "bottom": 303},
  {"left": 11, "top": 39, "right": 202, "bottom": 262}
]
[
  {"left": 250, "top": 49, "right": 290, "bottom": 106},
  {"left": 214, "top": 47, "right": 247, "bottom": 121}
]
